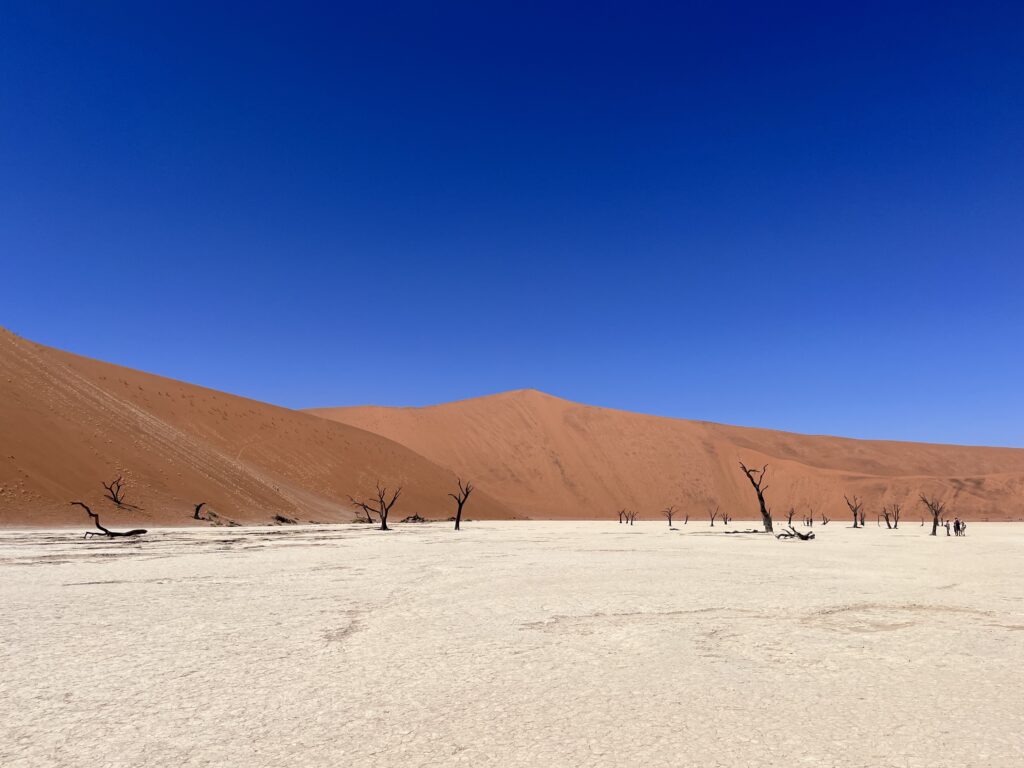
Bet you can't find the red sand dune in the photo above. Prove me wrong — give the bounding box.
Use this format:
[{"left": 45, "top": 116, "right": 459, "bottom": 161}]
[
  {"left": 3, "top": 327, "right": 1022, "bottom": 526},
  {"left": 0, "top": 328, "right": 513, "bottom": 527},
  {"left": 310, "top": 389, "right": 1024, "bottom": 522}
]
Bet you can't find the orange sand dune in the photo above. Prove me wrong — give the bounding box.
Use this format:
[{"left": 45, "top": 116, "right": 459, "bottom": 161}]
[
  {"left": 309, "top": 389, "right": 1024, "bottom": 521},
  {"left": 0, "top": 329, "right": 513, "bottom": 526}
]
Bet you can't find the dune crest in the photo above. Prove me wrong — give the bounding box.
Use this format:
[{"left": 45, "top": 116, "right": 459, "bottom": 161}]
[
  {"left": 0, "top": 329, "right": 512, "bottom": 526},
  {"left": 309, "top": 390, "right": 1024, "bottom": 521}
]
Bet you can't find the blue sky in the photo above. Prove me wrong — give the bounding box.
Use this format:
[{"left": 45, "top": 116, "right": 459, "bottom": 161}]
[{"left": 2, "top": 2, "right": 1022, "bottom": 446}]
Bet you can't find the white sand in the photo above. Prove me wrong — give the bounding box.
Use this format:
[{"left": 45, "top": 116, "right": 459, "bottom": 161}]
[{"left": 2, "top": 522, "right": 1022, "bottom": 767}]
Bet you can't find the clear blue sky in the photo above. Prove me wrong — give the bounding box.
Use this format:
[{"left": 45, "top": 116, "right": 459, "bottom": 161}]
[{"left": 3, "top": 2, "right": 1022, "bottom": 446}]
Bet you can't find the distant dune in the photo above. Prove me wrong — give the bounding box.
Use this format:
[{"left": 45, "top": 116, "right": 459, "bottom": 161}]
[
  {"left": 309, "top": 389, "right": 1024, "bottom": 521},
  {"left": 0, "top": 329, "right": 513, "bottom": 526},
  {"left": 3, "top": 327, "right": 1022, "bottom": 527}
]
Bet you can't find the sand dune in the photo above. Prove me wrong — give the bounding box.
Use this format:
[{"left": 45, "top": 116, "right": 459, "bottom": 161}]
[
  {"left": 310, "top": 389, "right": 1024, "bottom": 521},
  {"left": 4, "top": 327, "right": 1022, "bottom": 527},
  {"left": 0, "top": 329, "right": 513, "bottom": 526}
]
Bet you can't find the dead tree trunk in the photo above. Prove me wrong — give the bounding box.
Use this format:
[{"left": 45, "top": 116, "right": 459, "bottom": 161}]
[
  {"left": 709, "top": 505, "right": 719, "bottom": 527},
  {"left": 739, "top": 463, "right": 773, "bottom": 533},
  {"left": 890, "top": 503, "right": 901, "bottom": 529},
  {"left": 627, "top": 510, "right": 638, "bottom": 525},
  {"left": 919, "top": 495, "right": 945, "bottom": 536},
  {"left": 845, "top": 495, "right": 863, "bottom": 529},
  {"left": 786, "top": 507, "right": 796, "bottom": 526},
  {"left": 193, "top": 502, "right": 206, "bottom": 520},
  {"left": 663, "top": 505, "right": 676, "bottom": 527},
  {"left": 683, "top": 512, "right": 689, "bottom": 525},
  {"left": 349, "top": 482, "right": 402, "bottom": 531},
  {"left": 880, "top": 507, "right": 892, "bottom": 529},
  {"left": 820, "top": 513, "right": 830, "bottom": 525},
  {"left": 448, "top": 478, "right": 473, "bottom": 531},
  {"left": 72, "top": 502, "right": 147, "bottom": 538},
  {"left": 102, "top": 476, "right": 127, "bottom": 507}
]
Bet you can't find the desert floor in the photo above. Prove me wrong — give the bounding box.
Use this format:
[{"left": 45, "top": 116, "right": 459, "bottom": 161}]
[{"left": 2, "top": 521, "right": 1022, "bottom": 767}]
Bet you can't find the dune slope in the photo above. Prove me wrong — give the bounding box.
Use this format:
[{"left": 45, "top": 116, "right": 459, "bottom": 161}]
[
  {"left": 309, "top": 389, "right": 1024, "bottom": 521},
  {"left": 0, "top": 329, "right": 513, "bottom": 526}
]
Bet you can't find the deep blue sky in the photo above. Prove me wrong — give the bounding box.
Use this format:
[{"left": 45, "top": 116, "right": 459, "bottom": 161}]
[{"left": 3, "top": 2, "right": 1023, "bottom": 446}]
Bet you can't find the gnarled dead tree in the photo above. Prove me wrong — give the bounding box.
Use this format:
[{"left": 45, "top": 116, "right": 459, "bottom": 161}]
[
  {"left": 193, "top": 502, "right": 206, "bottom": 520},
  {"left": 72, "top": 502, "right": 147, "bottom": 538},
  {"left": 708, "top": 505, "right": 720, "bottom": 526},
  {"left": 776, "top": 525, "right": 815, "bottom": 541},
  {"left": 844, "top": 495, "right": 863, "bottom": 529},
  {"left": 448, "top": 478, "right": 473, "bottom": 531},
  {"left": 663, "top": 505, "right": 677, "bottom": 527},
  {"left": 349, "top": 482, "right": 402, "bottom": 531},
  {"left": 738, "top": 462, "right": 773, "bottom": 533},
  {"left": 102, "top": 476, "right": 127, "bottom": 507},
  {"left": 786, "top": 507, "right": 796, "bottom": 526},
  {"left": 617, "top": 509, "right": 627, "bottom": 524},
  {"left": 626, "top": 510, "right": 638, "bottom": 525},
  {"left": 919, "top": 494, "right": 945, "bottom": 536},
  {"left": 889, "top": 503, "right": 901, "bottom": 529},
  {"left": 721, "top": 511, "right": 733, "bottom": 525}
]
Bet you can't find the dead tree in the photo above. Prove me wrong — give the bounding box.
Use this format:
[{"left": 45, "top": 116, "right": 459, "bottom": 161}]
[
  {"left": 349, "top": 482, "right": 402, "bottom": 531},
  {"left": 890, "top": 503, "right": 901, "bottom": 529},
  {"left": 880, "top": 506, "right": 893, "bottom": 529},
  {"left": 776, "top": 525, "right": 815, "bottom": 541},
  {"left": 102, "top": 476, "right": 127, "bottom": 507},
  {"left": 626, "top": 510, "right": 638, "bottom": 525},
  {"left": 721, "top": 511, "right": 732, "bottom": 525},
  {"left": 448, "top": 478, "right": 473, "bottom": 531},
  {"left": 919, "top": 494, "right": 945, "bottom": 536},
  {"left": 844, "top": 495, "right": 863, "bottom": 529},
  {"left": 821, "top": 513, "right": 830, "bottom": 525},
  {"left": 709, "top": 505, "right": 719, "bottom": 526},
  {"left": 72, "top": 502, "right": 147, "bottom": 538},
  {"left": 859, "top": 508, "right": 866, "bottom": 527},
  {"left": 786, "top": 507, "right": 796, "bottom": 526},
  {"left": 663, "top": 505, "right": 677, "bottom": 527},
  {"left": 193, "top": 502, "right": 206, "bottom": 520},
  {"left": 738, "top": 462, "right": 773, "bottom": 533},
  {"left": 617, "top": 509, "right": 627, "bottom": 524}
]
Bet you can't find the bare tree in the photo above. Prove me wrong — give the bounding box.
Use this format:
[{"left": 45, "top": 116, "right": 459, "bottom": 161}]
[
  {"left": 919, "top": 495, "right": 945, "bottom": 536},
  {"left": 879, "top": 506, "right": 893, "bottom": 529},
  {"left": 72, "top": 501, "right": 147, "bottom": 538},
  {"left": 721, "top": 511, "right": 732, "bottom": 525},
  {"left": 890, "top": 503, "right": 901, "bottom": 529},
  {"left": 820, "top": 513, "right": 830, "bottom": 525},
  {"left": 738, "top": 462, "right": 773, "bottom": 533},
  {"left": 786, "top": 507, "right": 796, "bottom": 526},
  {"left": 859, "top": 508, "right": 866, "bottom": 527},
  {"left": 683, "top": 512, "right": 689, "bottom": 525},
  {"left": 709, "top": 505, "right": 719, "bottom": 527},
  {"left": 448, "top": 478, "right": 474, "bottom": 531},
  {"left": 626, "top": 510, "right": 638, "bottom": 525},
  {"left": 193, "top": 502, "right": 206, "bottom": 520},
  {"left": 617, "top": 509, "right": 627, "bottom": 524},
  {"left": 349, "top": 482, "right": 402, "bottom": 531},
  {"left": 844, "top": 495, "right": 863, "bottom": 529},
  {"left": 102, "top": 476, "right": 127, "bottom": 507},
  {"left": 663, "top": 505, "right": 677, "bottom": 527}
]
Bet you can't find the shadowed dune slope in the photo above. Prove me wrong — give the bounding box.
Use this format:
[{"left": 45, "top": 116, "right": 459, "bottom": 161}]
[
  {"left": 0, "top": 329, "right": 513, "bottom": 526},
  {"left": 309, "top": 389, "right": 1024, "bottom": 521}
]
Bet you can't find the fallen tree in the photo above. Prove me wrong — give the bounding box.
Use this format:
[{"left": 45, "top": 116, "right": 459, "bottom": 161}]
[{"left": 72, "top": 502, "right": 147, "bottom": 538}]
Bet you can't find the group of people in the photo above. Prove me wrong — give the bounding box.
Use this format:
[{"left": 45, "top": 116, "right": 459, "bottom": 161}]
[{"left": 945, "top": 518, "right": 968, "bottom": 536}]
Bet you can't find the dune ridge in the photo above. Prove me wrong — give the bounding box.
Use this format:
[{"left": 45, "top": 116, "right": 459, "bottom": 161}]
[
  {"left": 309, "top": 389, "right": 1024, "bottom": 521},
  {"left": 0, "top": 329, "right": 513, "bottom": 526}
]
